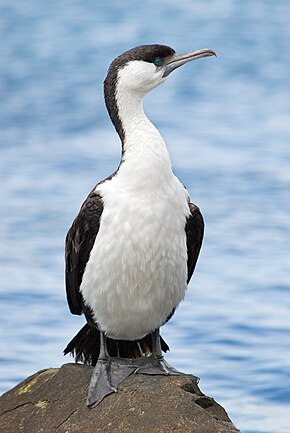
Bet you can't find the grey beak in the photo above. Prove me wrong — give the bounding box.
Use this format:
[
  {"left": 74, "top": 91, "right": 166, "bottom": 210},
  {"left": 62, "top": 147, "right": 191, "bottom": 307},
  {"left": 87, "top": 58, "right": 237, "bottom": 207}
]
[{"left": 163, "top": 48, "right": 216, "bottom": 77}]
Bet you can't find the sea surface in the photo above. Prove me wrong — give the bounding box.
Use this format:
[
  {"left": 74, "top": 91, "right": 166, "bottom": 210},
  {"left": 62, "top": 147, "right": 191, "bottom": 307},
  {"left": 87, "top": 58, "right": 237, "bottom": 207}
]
[{"left": 0, "top": 1, "right": 290, "bottom": 432}]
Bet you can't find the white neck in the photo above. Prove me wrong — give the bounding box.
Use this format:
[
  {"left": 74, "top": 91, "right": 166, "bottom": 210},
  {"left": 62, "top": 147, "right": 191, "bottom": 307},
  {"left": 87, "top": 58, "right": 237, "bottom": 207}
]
[{"left": 115, "top": 86, "right": 173, "bottom": 185}]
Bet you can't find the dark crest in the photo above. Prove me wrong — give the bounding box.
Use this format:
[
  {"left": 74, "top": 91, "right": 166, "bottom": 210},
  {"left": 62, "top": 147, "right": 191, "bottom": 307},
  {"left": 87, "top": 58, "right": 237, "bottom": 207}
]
[{"left": 104, "top": 45, "right": 175, "bottom": 143}]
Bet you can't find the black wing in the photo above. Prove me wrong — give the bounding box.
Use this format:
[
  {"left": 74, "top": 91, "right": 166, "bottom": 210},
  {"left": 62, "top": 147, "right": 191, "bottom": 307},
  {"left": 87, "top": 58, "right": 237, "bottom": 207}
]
[
  {"left": 185, "top": 203, "right": 204, "bottom": 283},
  {"left": 65, "top": 191, "right": 104, "bottom": 315}
]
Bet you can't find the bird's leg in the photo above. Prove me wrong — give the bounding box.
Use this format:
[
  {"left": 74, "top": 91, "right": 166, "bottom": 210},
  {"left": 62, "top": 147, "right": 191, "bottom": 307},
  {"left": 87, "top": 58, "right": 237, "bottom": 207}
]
[
  {"left": 152, "top": 327, "right": 163, "bottom": 359},
  {"left": 87, "top": 332, "right": 139, "bottom": 406},
  {"left": 134, "top": 328, "right": 182, "bottom": 375},
  {"left": 152, "top": 328, "right": 182, "bottom": 374},
  {"left": 150, "top": 328, "right": 200, "bottom": 381},
  {"left": 87, "top": 331, "right": 116, "bottom": 407}
]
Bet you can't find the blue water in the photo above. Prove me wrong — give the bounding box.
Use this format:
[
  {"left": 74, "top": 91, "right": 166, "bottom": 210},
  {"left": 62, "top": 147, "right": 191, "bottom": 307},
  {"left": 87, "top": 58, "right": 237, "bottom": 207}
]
[{"left": 1, "top": 1, "right": 290, "bottom": 431}]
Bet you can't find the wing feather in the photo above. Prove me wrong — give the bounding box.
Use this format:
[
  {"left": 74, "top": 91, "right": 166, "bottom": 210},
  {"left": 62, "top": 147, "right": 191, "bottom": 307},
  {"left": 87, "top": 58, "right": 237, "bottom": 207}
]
[
  {"left": 185, "top": 203, "right": 204, "bottom": 283},
  {"left": 65, "top": 192, "right": 104, "bottom": 315}
]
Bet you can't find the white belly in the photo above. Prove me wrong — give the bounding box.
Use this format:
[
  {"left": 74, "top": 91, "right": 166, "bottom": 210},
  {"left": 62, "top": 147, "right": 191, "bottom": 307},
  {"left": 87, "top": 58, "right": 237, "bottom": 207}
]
[{"left": 80, "top": 173, "right": 190, "bottom": 340}]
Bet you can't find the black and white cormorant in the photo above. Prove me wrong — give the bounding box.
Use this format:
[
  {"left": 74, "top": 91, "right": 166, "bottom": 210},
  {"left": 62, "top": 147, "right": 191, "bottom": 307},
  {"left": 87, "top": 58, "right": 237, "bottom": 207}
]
[{"left": 64, "top": 44, "right": 215, "bottom": 407}]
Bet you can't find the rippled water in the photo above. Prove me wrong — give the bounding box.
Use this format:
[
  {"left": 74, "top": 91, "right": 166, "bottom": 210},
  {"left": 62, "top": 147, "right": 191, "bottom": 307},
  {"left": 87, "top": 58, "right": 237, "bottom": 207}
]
[{"left": 1, "top": 1, "right": 290, "bottom": 432}]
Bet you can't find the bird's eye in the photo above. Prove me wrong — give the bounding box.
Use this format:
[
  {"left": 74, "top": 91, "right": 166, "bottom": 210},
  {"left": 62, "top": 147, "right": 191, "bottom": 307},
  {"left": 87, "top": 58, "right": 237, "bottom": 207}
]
[{"left": 153, "top": 58, "right": 163, "bottom": 67}]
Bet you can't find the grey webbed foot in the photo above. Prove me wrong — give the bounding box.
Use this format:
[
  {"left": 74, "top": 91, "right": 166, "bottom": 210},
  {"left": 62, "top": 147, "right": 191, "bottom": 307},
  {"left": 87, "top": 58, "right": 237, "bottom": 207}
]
[
  {"left": 87, "top": 358, "right": 116, "bottom": 407},
  {"left": 134, "top": 354, "right": 182, "bottom": 375},
  {"left": 134, "top": 328, "right": 192, "bottom": 376},
  {"left": 110, "top": 357, "right": 137, "bottom": 388},
  {"left": 87, "top": 328, "right": 193, "bottom": 407},
  {"left": 87, "top": 331, "right": 119, "bottom": 407}
]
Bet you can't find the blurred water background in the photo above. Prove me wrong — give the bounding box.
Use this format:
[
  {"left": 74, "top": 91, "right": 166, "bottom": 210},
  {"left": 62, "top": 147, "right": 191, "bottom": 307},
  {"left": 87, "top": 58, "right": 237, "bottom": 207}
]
[{"left": 1, "top": 1, "right": 290, "bottom": 431}]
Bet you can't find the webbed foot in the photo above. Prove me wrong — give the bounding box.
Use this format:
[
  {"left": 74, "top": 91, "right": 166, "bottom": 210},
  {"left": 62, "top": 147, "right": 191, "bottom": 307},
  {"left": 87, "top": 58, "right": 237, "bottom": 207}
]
[
  {"left": 87, "top": 359, "right": 116, "bottom": 407},
  {"left": 134, "top": 354, "right": 182, "bottom": 375}
]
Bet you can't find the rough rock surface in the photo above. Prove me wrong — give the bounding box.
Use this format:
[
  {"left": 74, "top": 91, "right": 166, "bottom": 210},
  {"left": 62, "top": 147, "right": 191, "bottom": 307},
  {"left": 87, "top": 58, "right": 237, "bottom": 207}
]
[{"left": 0, "top": 363, "right": 240, "bottom": 433}]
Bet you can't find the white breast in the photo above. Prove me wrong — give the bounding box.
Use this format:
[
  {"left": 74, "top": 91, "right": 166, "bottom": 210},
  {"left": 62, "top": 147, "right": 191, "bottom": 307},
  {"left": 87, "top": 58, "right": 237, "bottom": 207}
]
[{"left": 80, "top": 175, "right": 189, "bottom": 340}]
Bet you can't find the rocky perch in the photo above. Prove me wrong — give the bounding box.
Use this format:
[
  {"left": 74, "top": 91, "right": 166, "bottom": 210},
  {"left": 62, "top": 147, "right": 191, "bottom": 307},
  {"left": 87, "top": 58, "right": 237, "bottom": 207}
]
[{"left": 0, "top": 363, "right": 240, "bottom": 433}]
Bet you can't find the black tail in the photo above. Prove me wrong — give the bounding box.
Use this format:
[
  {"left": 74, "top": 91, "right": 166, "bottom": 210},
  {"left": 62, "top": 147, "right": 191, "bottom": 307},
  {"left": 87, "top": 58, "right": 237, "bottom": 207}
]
[{"left": 64, "top": 324, "right": 170, "bottom": 366}]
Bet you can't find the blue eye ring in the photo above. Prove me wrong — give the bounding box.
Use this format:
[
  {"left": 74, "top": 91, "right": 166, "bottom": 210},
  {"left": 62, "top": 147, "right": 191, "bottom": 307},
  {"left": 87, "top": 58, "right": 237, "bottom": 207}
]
[{"left": 153, "top": 58, "right": 163, "bottom": 67}]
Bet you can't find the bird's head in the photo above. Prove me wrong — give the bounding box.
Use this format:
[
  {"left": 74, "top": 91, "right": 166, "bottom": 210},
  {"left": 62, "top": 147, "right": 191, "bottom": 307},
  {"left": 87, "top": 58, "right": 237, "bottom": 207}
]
[
  {"left": 103, "top": 44, "right": 216, "bottom": 141},
  {"left": 105, "top": 44, "right": 216, "bottom": 96}
]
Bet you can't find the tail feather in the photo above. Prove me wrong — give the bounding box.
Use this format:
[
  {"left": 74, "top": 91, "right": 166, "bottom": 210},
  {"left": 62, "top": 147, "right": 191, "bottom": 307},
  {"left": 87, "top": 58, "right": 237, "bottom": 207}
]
[{"left": 64, "top": 324, "right": 170, "bottom": 366}]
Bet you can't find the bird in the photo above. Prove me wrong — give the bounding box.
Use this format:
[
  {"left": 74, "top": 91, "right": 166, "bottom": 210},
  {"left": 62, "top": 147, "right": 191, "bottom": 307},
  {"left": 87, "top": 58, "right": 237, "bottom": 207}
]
[{"left": 64, "top": 44, "right": 215, "bottom": 407}]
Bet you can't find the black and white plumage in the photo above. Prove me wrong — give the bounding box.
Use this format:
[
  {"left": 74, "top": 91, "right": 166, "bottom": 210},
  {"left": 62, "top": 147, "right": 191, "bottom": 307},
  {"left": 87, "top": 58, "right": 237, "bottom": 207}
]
[{"left": 64, "top": 44, "right": 215, "bottom": 406}]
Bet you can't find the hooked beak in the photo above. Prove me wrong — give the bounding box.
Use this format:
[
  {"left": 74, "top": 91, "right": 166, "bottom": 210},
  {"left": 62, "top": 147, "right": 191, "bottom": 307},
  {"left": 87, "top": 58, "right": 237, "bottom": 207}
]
[{"left": 163, "top": 48, "right": 216, "bottom": 77}]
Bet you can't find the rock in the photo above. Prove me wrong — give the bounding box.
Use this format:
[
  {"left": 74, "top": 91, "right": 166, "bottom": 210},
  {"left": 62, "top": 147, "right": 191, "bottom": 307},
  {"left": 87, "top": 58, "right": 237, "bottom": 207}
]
[{"left": 0, "top": 363, "right": 240, "bottom": 433}]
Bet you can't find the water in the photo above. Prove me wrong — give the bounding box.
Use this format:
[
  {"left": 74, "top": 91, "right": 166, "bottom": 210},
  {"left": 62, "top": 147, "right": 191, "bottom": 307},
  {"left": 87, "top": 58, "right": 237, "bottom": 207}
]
[{"left": 1, "top": 1, "right": 290, "bottom": 431}]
